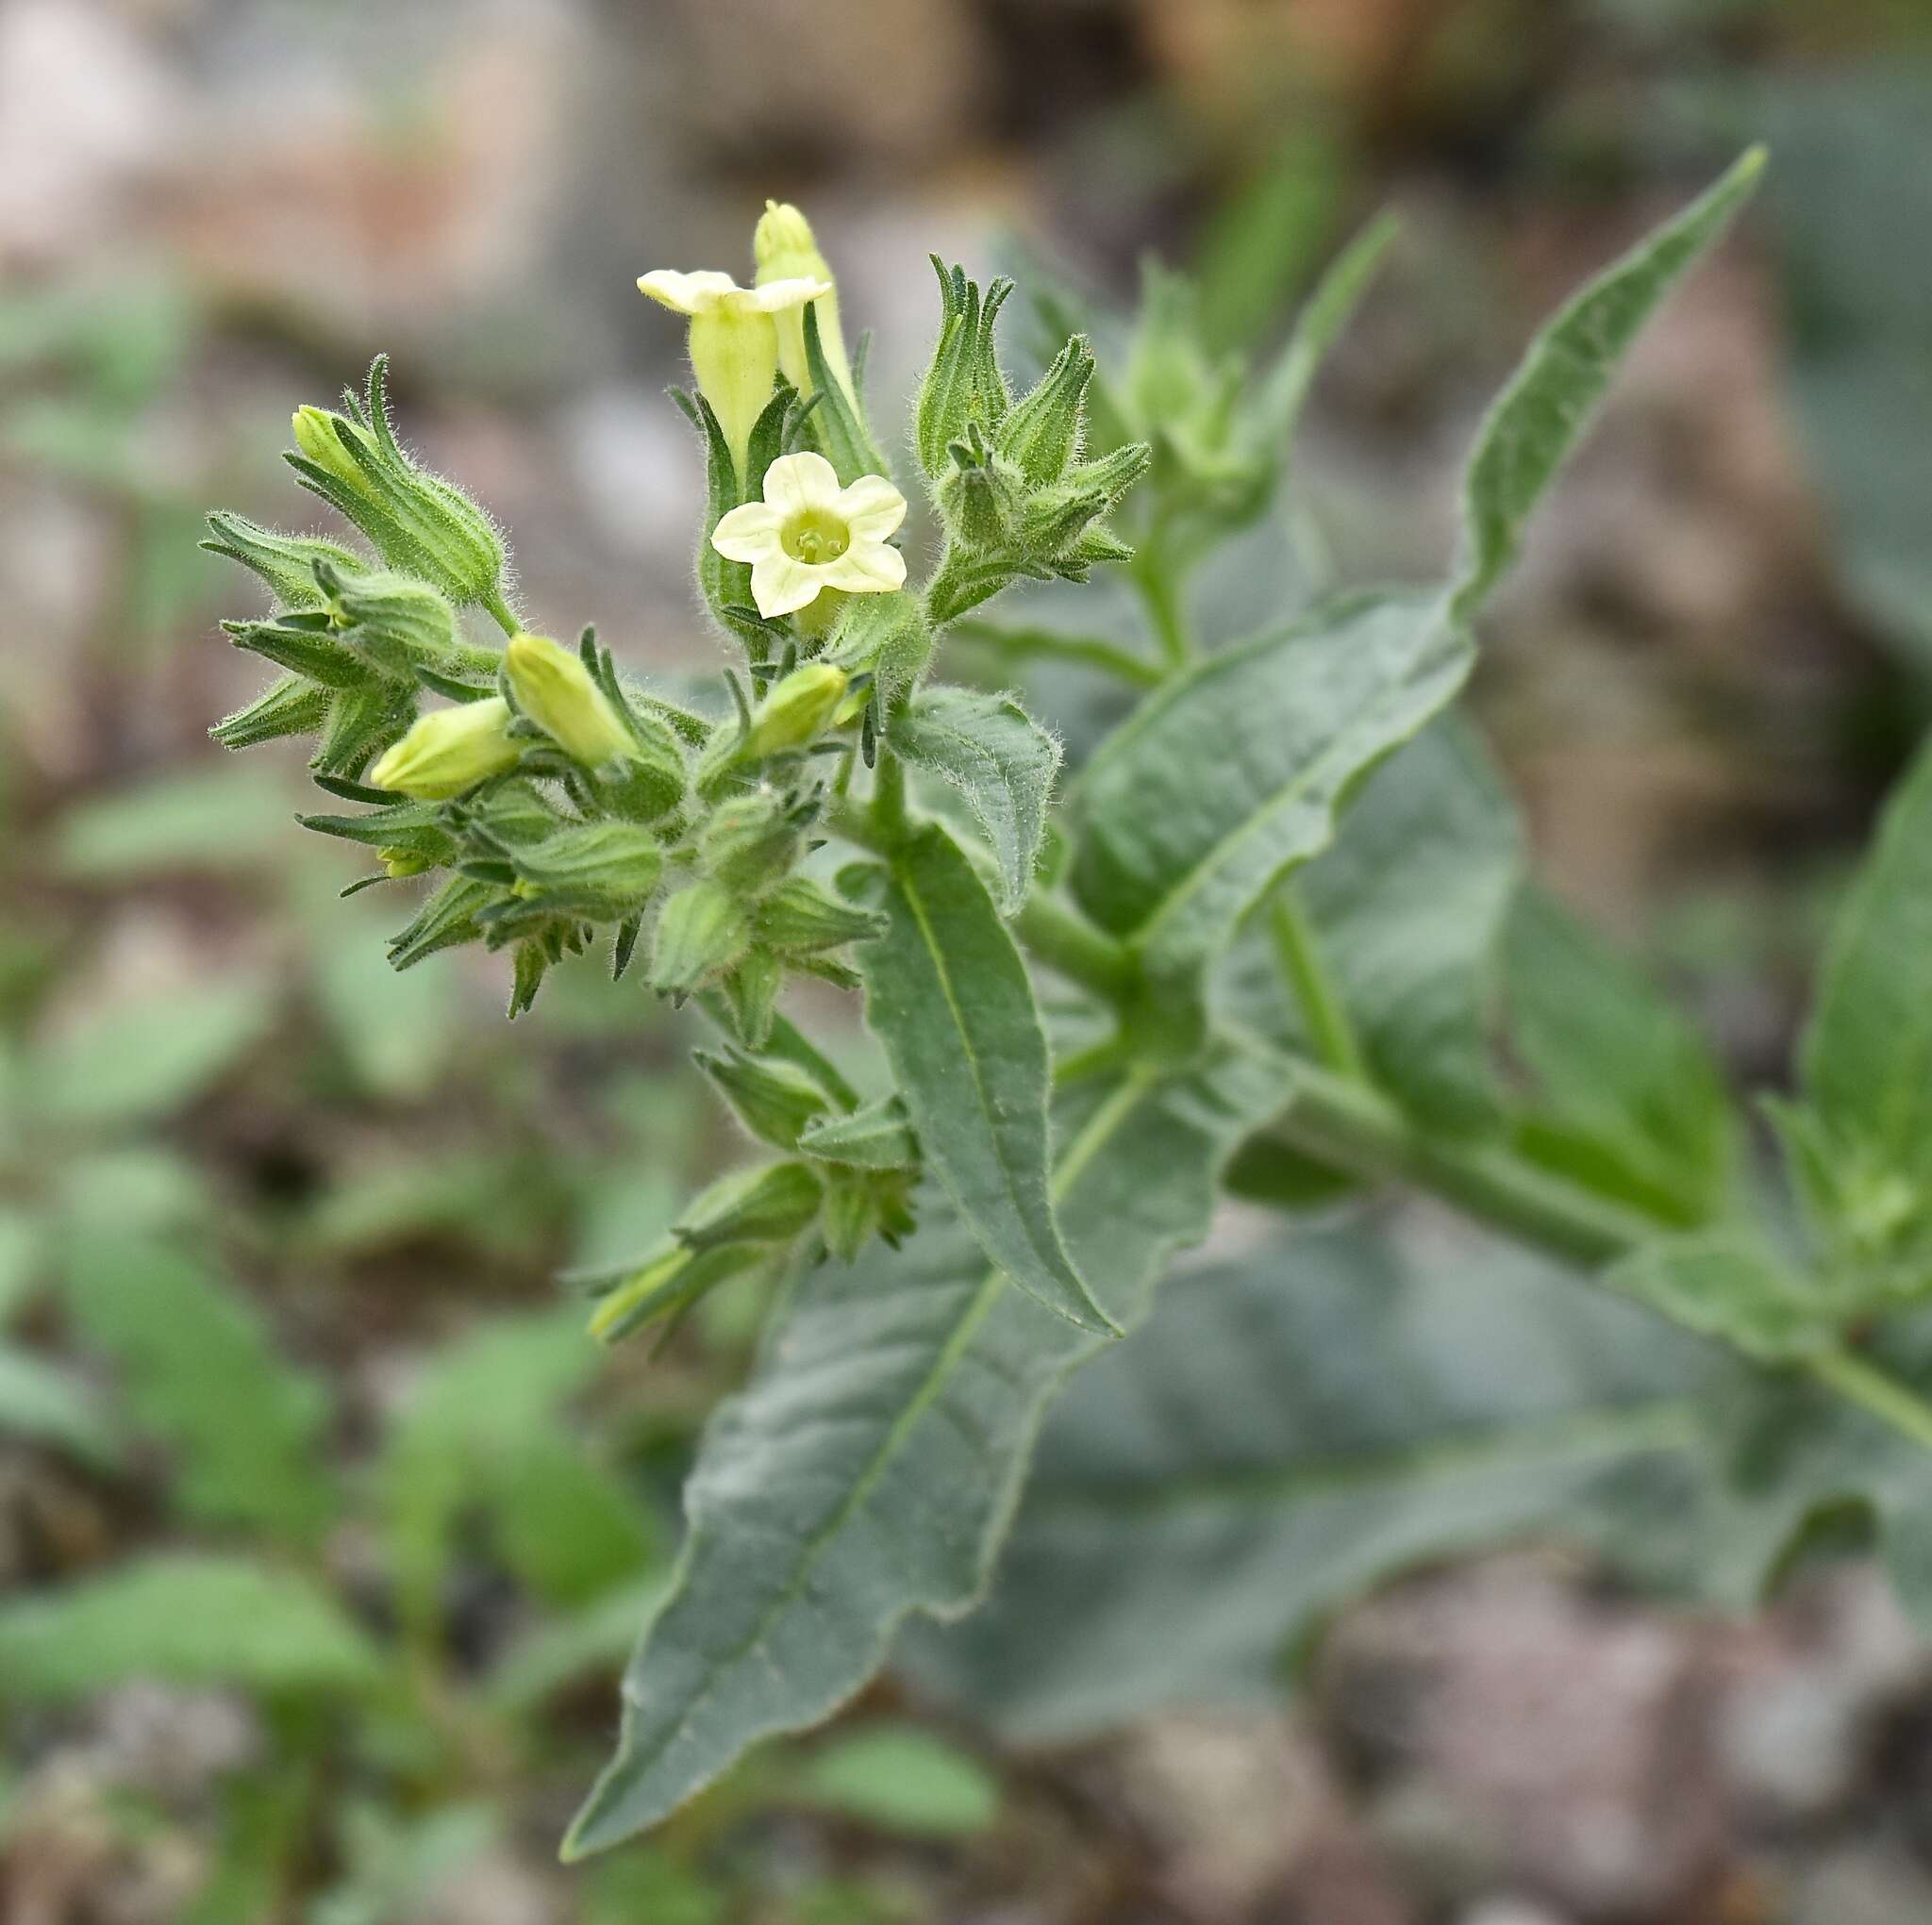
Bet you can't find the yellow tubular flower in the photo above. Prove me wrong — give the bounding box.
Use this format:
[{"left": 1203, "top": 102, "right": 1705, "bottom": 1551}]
[
  {"left": 505, "top": 631, "right": 635, "bottom": 768},
  {"left": 709, "top": 452, "right": 906, "bottom": 621},
  {"left": 753, "top": 200, "right": 853, "bottom": 407},
  {"left": 637, "top": 269, "right": 830, "bottom": 475},
  {"left": 368, "top": 696, "right": 521, "bottom": 800}
]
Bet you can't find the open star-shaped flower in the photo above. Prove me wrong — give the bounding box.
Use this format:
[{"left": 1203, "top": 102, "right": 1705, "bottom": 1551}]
[{"left": 710, "top": 451, "right": 907, "bottom": 619}]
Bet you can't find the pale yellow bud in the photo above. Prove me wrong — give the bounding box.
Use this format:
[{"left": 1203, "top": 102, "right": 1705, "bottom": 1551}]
[
  {"left": 505, "top": 631, "right": 637, "bottom": 768},
  {"left": 754, "top": 200, "right": 854, "bottom": 407},
  {"left": 291, "top": 406, "right": 374, "bottom": 496},
  {"left": 742, "top": 662, "right": 850, "bottom": 758},
  {"left": 368, "top": 697, "right": 521, "bottom": 800}
]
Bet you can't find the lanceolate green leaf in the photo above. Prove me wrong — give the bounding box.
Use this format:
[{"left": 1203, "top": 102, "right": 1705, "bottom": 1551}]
[
  {"left": 1503, "top": 889, "right": 1736, "bottom": 1225},
  {"left": 849, "top": 823, "right": 1114, "bottom": 1335},
  {"left": 564, "top": 1047, "right": 1288, "bottom": 1855},
  {"left": 1452, "top": 147, "right": 1766, "bottom": 616},
  {"left": 889, "top": 686, "right": 1061, "bottom": 914},
  {"left": 1222, "top": 719, "right": 1522, "bottom": 1133},
  {"left": 903, "top": 1226, "right": 1715, "bottom": 1739},
  {"left": 1069, "top": 590, "right": 1475, "bottom": 1020},
  {"left": 1799, "top": 735, "right": 1932, "bottom": 1188}
]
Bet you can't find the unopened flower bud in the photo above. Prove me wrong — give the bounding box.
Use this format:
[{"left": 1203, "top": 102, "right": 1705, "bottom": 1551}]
[
  {"left": 937, "top": 426, "right": 1024, "bottom": 553},
  {"left": 506, "top": 631, "right": 637, "bottom": 768},
  {"left": 202, "top": 511, "right": 368, "bottom": 612},
  {"left": 287, "top": 358, "right": 508, "bottom": 609},
  {"left": 368, "top": 697, "right": 521, "bottom": 800},
  {"left": 507, "top": 821, "right": 663, "bottom": 917},
  {"left": 697, "top": 1047, "right": 832, "bottom": 1150},
  {"left": 674, "top": 1158, "right": 822, "bottom": 1252},
  {"left": 915, "top": 262, "right": 1014, "bottom": 481},
  {"left": 717, "top": 946, "right": 783, "bottom": 1050},
  {"left": 995, "top": 335, "right": 1093, "bottom": 488},
  {"left": 211, "top": 672, "right": 330, "bottom": 750},
  {"left": 1022, "top": 442, "right": 1151, "bottom": 561},
  {"left": 699, "top": 788, "right": 803, "bottom": 892},
  {"left": 650, "top": 878, "right": 750, "bottom": 1004},
  {"left": 742, "top": 662, "right": 849, "bottom": 759},
  {"left": 755, "top": 875, "right": 887, "bottom": 955},
  {"left": 754, "top": 200, "right": 855, "bottom": 407},
  {"left": 321, "top": 565, "right": 462, "bottom": 680},
  {"left": 795, "top": 1092, "right": 920, "bottom": 1170},
  {"left": 381, "top": 847, "right": 434, "bottom": 878}
]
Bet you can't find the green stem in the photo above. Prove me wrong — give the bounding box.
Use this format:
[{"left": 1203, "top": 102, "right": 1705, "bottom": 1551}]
[
  {"left": 1273, "top": 1060, "right": 1657, "bottom": 1267},
  {"left": 1133, "top": 542, "right": 1191, "bottom": 670},
  {"left": 480, "top": 586, "right": 520, "bottom": 639},
  {"left": 1808, "top": 1348, "right": 1932, "bottom": 1453},
  {"left": 949, "top": 618, "right": 1163, "bottom": 690},
  {"left": 871, "top": 751, "right": 908, "bottom": 842},
  {"left": 1270, "top": 886, "right": 1368, "bottom": 1083},
  {"left": 829, "top": 740, "right": 1932, "bottom": 1463}
]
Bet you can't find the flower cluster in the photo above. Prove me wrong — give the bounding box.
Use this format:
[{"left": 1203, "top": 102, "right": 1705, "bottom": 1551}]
[{"left": 204, "top": 200, "right": 1149, "bottom": 1323}]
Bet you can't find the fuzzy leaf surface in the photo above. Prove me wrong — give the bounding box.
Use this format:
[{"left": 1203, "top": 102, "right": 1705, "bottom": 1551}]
[
  {"left": 1068, "top": 590, "right": 1476, "bottom": 1021},
  {"left": 1453, "top": 148, "right": 1766, "bottom": 613},
  {"left": 849, "top": 823, "right": 1112, "bottom": 1334},
  {"left": 904, "top": 1225, "right": 1716, "bottom": 1737},
  {"left": 889, "top": 687, "right": 1061, "bottom": 915},
  {"left": 1503, "top": 889, "right": 1735, "bottom": 1225},
  {"left": 565, "top": 1049, "right": 1288, "bottom": 1853}
]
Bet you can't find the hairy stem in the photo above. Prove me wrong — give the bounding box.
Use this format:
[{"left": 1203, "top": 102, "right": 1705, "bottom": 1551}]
[{"left": 481, "top": 586, "right": 520, "bottom": 638}]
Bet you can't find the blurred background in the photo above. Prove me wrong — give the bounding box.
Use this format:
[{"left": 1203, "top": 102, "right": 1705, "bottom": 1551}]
[{"left": 4, "top": 1, "right": 1932, "bottom": 1919}]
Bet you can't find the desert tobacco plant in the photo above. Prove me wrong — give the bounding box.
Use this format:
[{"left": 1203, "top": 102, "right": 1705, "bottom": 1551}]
[{"left": 200, "top": 153, "right": 1932, "bottom": 1854}]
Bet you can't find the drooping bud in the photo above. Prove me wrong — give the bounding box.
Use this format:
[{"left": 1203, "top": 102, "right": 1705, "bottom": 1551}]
[
  {"left": 318, "top": 564, "right": 465, "bottom": 681},
  {"left": 649, "top": 878, "right": 750, "bottom": 1004},
  {"left": 201, "top": 511, "right": 368, "bottom": 612},
  {"left": 741, "top": 662, "right": 850, "bottom": 759},
  {"left": 716, "top": 946, "right": 784, "bottom": 1050},
  {"left": 698, "top": 788, "right": 803, "bottom": 894},
  {"left": 210, "top": 672, "right": 330, "bottom": 750},
  {"left": 754, "top": 876, "right": 887, "bottom": 956},
  {"left": 287, "top": 358, "right": 508, "bottom": 609},
  {"left": 675, "top": 1159, "right": 823, "bottom": 1252},
  {"left": 502, "top": 822, "right": 663, "bottom": 919},
  {"left": 994, "top": 335, "right": 1093, "bottom": 488},
  {"left": 505, "top": 631, "right": 636, "bottom": 768},
  {"left": 580, "top": 1238, "right": 769, "bottom": 1345},
  {"left": 387, "top": 874, "right": 496, "bottom": 970},
  {"left": 795, "top": 1092, "right": 920, "bottom": 1170},
  {"left": 696, "top": 1048, "right": 832, "bottom": 1150},
  {"left": 754, "top": 200, "right": 854, "bottom": 407},
  {"left": 368, "top": 696, "right": 522, "bottom": 800},
  {"left": 914, "top": 261, "right": 1014, "bottom": 481}
]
